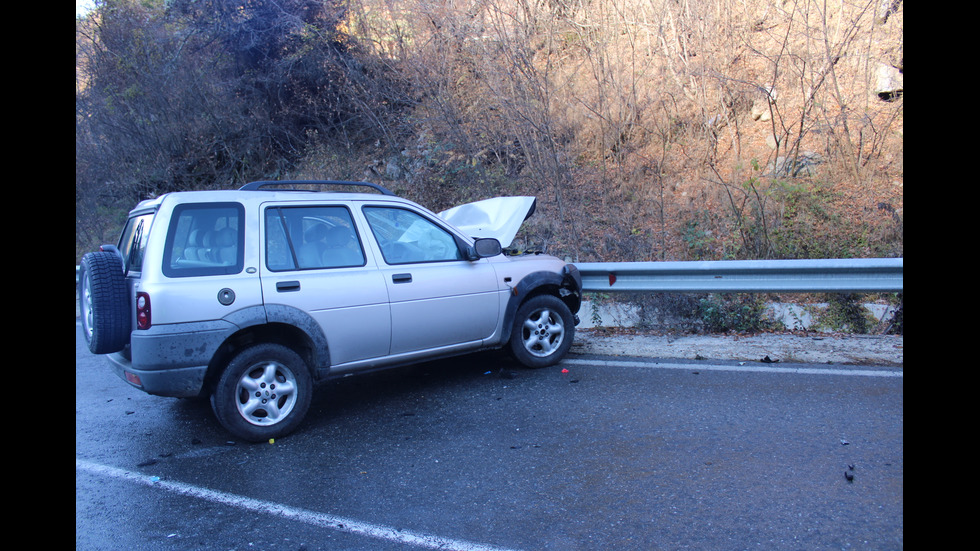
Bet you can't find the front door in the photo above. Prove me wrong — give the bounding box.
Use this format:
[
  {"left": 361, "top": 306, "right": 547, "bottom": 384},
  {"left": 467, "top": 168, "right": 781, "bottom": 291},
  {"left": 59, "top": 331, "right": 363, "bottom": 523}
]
[{"left": 360, "top": 205, "right": 499, "bottom": 355}]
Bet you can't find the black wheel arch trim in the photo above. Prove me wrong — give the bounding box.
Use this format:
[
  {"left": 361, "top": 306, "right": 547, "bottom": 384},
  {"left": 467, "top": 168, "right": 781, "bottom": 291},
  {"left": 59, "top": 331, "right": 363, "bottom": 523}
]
[
  {"left": 501, "top": 267, "right": 582, "bottom": 343},
  {"left": 217, "top": 304, "right": 332, "bottom": 381}
]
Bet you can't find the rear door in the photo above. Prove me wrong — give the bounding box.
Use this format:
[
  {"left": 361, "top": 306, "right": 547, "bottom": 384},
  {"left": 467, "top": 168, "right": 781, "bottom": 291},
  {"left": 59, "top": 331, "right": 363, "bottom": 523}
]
[
  {"left": 260, "top": 203, "right": 390, "bottom": 365},
  {"left": 360, "top": 204, "right": 499, "bottom": 355}
]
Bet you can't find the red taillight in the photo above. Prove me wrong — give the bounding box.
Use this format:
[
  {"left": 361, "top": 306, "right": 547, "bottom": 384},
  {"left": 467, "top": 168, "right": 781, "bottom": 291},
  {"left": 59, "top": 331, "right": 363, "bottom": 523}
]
[{"left": 136, "top": 292, "right": 151, "bottom": 330}]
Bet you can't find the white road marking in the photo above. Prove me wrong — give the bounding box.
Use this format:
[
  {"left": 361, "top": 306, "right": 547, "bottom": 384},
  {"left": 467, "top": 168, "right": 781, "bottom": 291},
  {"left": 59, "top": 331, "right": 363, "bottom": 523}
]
[
  {"left": 76, "top": 458, "right": 520, "bottom": 551},
  {"left": 562, "top": 358, "right": 902, "bottom": 377}
]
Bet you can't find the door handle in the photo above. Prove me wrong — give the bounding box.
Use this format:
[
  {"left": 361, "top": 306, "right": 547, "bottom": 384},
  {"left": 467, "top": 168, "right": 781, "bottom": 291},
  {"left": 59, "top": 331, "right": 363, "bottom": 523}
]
[
  {"left": 276, "top": 280, "right": 301, "bottom": 292},
  {"left": 392, "top": 273, "right": 412, "bottom": 284}
]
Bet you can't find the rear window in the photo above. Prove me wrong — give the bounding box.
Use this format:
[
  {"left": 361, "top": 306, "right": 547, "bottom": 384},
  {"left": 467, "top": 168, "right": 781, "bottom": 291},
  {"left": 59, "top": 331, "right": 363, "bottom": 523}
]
[{"left": 162, "top": 203, "right": 244, "bottom": 278}]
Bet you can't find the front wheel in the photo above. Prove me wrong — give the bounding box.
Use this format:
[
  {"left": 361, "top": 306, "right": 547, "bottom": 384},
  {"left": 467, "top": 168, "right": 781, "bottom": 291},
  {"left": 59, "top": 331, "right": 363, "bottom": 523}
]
[
  {"left": 509, "top": 295, "right": 575, "bottom": 368},
  {"left": 211, "top": 344, "right": 313, "bottom": 442}
]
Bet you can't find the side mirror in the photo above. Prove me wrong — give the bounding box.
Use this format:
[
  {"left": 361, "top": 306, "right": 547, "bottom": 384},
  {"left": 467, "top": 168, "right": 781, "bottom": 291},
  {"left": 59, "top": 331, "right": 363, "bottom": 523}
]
[{"left": 468, "top": 238, "right": 502, "bottom": 260}]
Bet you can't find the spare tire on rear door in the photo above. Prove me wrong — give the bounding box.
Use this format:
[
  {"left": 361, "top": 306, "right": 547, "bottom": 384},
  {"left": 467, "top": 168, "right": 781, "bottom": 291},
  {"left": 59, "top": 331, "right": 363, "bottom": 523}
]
[{"left": 78, "top": 250, "right": 131, "bottom": 354}]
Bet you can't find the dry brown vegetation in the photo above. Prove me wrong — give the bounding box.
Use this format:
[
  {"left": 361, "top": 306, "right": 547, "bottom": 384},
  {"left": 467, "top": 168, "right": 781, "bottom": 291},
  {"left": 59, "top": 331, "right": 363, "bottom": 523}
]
[
  {"left": 299, "top": 0, "right": 903, "bottom": 262},
  {"left": 77, "top": 0, "right": 903, "bottom": 263}
]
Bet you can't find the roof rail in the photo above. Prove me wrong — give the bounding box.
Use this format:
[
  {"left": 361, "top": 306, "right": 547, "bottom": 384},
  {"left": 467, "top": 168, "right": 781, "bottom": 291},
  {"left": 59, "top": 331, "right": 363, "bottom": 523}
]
[{"left": 239, "top": 180, "right": 396, "bottom": 196}]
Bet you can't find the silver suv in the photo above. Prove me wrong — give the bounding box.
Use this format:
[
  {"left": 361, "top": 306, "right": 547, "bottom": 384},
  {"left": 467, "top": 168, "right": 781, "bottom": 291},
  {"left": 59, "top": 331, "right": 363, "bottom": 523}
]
[{"left": 79, "top": 181, "right": 582, "bottom": 441}]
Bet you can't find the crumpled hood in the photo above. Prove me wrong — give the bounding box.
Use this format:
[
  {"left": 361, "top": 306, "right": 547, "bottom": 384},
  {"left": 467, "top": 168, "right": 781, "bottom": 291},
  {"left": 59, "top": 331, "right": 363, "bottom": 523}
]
[{"left": 439, "top": 196, "right": 536, "bottom": 248}]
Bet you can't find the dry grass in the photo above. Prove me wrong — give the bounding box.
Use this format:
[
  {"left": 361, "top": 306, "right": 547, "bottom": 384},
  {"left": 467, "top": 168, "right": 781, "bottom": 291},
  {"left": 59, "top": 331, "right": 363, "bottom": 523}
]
[{"left": 315, "top": 0, "right": 903, "bottom": 262}]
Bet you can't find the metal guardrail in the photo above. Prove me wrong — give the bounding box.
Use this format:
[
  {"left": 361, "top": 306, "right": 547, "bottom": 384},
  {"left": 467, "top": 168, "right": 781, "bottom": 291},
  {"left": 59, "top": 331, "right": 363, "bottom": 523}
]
[
  {"left": 79, "top": 258, "right": 903, "bottom": 293},
  {"left": 576, "top": 258, "right": 903, "bottom": 293}
]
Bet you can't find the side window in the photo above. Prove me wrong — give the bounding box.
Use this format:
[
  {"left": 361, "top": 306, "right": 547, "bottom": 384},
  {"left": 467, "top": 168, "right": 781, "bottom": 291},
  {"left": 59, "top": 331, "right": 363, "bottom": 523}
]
[
  {"left": 162, "top": 203, "right": 244, "bottom": 277},
  {"left": 117, "top": 213, "right": 153, "bottom": 273},
  {"left": 265, "top": 206, "right": 365, "bottom": 271},
  {"left": 363, "top": 206, "right": 463, "bottom": 265}
]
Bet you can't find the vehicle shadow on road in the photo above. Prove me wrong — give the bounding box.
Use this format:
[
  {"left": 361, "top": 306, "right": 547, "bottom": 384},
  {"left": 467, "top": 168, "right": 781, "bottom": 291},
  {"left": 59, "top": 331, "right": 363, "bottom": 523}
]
[
  {"left": 309, "top": 350, "right": 522, "bottom": 418},
  {"left": 164, "top": 349, "right": 530, "bottom": 443}
]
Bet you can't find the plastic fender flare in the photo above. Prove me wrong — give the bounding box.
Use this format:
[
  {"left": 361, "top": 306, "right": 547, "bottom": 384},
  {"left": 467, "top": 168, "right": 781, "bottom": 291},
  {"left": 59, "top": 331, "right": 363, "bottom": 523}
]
[
  {"left": 222, "top": 304, "right": 332, "bottom": 377},
  {"left": 501, "top": 269, "right": 581, "bottom": 344},
  {"left": 263, "top": 304, "right": 332, "bottom": 372}
]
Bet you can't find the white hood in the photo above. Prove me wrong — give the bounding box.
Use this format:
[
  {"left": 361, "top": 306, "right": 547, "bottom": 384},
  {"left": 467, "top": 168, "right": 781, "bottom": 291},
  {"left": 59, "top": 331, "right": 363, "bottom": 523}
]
[{"left": 439, "top": 196, "right": 536, "bottom": 248}]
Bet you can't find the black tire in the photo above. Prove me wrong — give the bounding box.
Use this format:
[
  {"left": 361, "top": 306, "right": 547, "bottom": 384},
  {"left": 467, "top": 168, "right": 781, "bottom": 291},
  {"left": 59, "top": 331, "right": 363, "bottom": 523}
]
[
  {"left": 78, "top": 251, "right": 131, "bottom": 354},
  {"left": 509, "top": 294, "right": 575, "bottom": 368},
  {"left": 211, "top": 344, "right": 313, "bottom": 442}
]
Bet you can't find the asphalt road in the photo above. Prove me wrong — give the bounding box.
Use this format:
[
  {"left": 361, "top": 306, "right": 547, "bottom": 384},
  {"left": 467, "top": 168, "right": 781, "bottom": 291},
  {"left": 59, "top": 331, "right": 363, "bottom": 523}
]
[{"left": 76, "top": 321, "right": 903, "bottom": 550}]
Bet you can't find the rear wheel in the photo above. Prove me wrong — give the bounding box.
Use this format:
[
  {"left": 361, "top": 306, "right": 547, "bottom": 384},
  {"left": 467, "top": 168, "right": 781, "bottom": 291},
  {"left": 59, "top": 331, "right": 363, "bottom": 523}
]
[
  {"left": 509, "top": 294, "right": 575, "bottom": 368},
  {"left": 78, "top": 251, "right": 130, "bottom": 354},
  {"left": 211, "top": 344, "right": 313, "bottom": 442}
]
